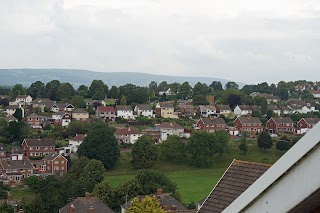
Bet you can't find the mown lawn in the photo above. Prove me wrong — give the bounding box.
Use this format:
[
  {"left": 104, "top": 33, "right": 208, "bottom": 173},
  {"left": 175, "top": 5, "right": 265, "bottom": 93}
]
[{"left": 106, "top": 139, "right": 284, "bottom": 203}]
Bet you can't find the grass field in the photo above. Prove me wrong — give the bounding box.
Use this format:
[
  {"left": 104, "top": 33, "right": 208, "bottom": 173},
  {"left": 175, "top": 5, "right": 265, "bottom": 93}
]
[{"left": 106, "top": 139, "right": 285, "bottom": 203}]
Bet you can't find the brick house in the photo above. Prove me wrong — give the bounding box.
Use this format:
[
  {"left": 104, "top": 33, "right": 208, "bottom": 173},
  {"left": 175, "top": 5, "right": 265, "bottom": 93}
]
[
  {"left": 297, "top": 118, "right": 320, "bottom": 134},
  {"left": 115, "top": 127, "right": 143, "bottom": 144},
  {"left": 266, "top": 117, "right": 295, "bottom": 134},
  {"left": 96, "top": 106, "right": 116, "bottom": 121},
  {"left": 71, "top": 109, "right": 89, "bottom": 121},
  {"left": 234, "top": 105, "right": 253, "bottom": 117},
  {"left": 26, "top": 113, "right": 51, "bottom": 129},
  {"left": 41, "top": 154, "right": 68, "bottom": 175},
  {"left": 155, "top": 122, "right": 184, "bottom": 137},
  {"left": 0, "top": 159, "right": 33, "bottom": 185},
  {"left": 233, "top": 117, "right": 263, "bottom": 135},
  {"left": 176, "top": 104, "right": 194, "bottom": 117},
  {"left": 196, "top": 118, "right": 227, "bottom": 132},
  {"left": 21, "top": 138, "right": 55, "bottom": 158}
]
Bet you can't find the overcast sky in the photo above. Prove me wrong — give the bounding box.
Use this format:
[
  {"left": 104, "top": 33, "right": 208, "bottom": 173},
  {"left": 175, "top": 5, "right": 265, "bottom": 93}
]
[{"left": 0, "top": 0, "right": 320, "bottom": 84}]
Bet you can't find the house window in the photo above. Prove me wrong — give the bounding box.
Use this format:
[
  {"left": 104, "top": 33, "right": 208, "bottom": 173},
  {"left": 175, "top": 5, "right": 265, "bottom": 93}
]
[
  {"left": 54, "top": 161, "right": 58, "bottom": 164},
  {"left": 54, "top": 166, "right": 59, "bottom": 171},
  {"left": 36, "top": 147, "right": 40, "bottom": 150},
  {"left": 30, "top": 147, "right": 33, "bottom": 150}
]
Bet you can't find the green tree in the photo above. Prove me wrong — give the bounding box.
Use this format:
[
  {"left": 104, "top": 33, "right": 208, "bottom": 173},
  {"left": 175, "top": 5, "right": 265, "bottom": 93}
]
[
  {"left": 78, "top": 122, "right": 120, "bottom": 169},
  {"left": 13, "top": 108, "right": 23, "bottom": 121},
  {"left": 109, "top": 86, "right": 119, "bottom": 99},
  {"left": 179, "top": 82, "right": 192, "bottom": 99},
  {"left": 238, "top": 133, "right": 248, "bottom": 154},
  {"left": 57, "top": 83, "right": 75, "bottom": 101},
  {"left": 257, "top": 132, "right": 272, "bottom": 150},
  {"left": 66, "top": 156, "right": 90, "bottom": 181},
  {"left": 227, "top": 94, "right": 242, "bottom": 109},
  {"left": 225, "top": 81, "right": 239, "bottom": 90},
  {"left": 127, "top": 88, "right": 149, "bottom": 104},
  {"left": 120, "top": 96, "right": 127, "bottom": 105},
  {"left": 10, "top": 84, "right": 26, "bottom": 98},
  {"left": 93, "top": 180, "right": 115, "bottom": 207},
  {"left": 193, "top": 82, "right": 209, "bottom": 96},
  {"left": 160, "top": 135, "right": 186, "bottom": 163},
  {"left": 67, "top": 121, "right": 91, "bottom": 136},
  {"left": 193, "top": 95, "right": 209, "bottom": 105},
  {"left": 276, "top": 140, "right": 292, "bottom": 152},
  {"left": 131, "top": 135, "right": 158, "bottom": 169},
  {"left": 27, "top": 81, "right": 45, "bottom": 98},
  {"left": 126, "top": 196, "right": 165, "bottom": 213},
  {"left": 44, "top": 80, "right": 61, "bottom": 100},
  {"left": 77, "top": 84, "right": 89, "bottom": 97},
  {"left": 79, "top": 159, "right": 105, "bottom": 192},
  {"left": 88, "top": 80, "right": 107, "bottom": 99},
  {"left": 209, "top": 81, "right": 223, "bottom": 92},
  {"left": 70, "top": 95, "right": 86, "bottom": 108}
]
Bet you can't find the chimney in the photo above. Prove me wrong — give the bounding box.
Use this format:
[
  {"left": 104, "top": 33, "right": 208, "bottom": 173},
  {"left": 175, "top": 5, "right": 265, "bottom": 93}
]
[
  {"left": 157, "top": 188, "right": 163, "bottom": 195},
  {"left": 69, "top": 204, "right": 76, "bottom": 213},
  {"left": 170, "top": 205, "right": 177, "bottom": 211},
  {"left": 88, "top": 206, "right": 94, "bottom": 213},
  {"left": 128, "top": 127, "right": 131, "bottom": 131},
  {"left": 23, "top": 160, "right": 26, "bottom": 165},
  {"left": 14, "top": 204, "right": 17, "bottom": 213},
  {"left": 85, "top": 192, "right": 91, "bottom": 201}
]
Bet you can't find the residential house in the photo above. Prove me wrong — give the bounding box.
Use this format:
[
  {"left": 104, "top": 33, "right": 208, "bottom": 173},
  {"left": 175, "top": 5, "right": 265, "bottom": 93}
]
[
  {"left": 250, "top": 105, "right": 261, "bottom": 113},
  {"left": 198, "top": 160, "right": 270, "bottom": 213},
  {"left": 195, "top": 118, "right": 227, "bottom": 133},
  {"left": 155, "top": 102, "right": 178, "bottom": 119},
  {"left": 42, "top": 154, "right": 68, "bottom": 175},
  {"left": 21, "top": 138, "right": 55, "bottom": 158},
  {"left": 4, "top": 105, "right": 24, "bottom": 117},
  {"left": 0, "top": 159, "right": 33, "bottom": 185},
  {"left": 15, "top": 95, "right": 32, "bottom": 106},
  {"left": 233, "top": 117, "right": 263, "bottom": 135},
  {"left": 0, "top": 95, "right": 10, "bottom": 105},
  {"left": 52, "top": 111, "right": 64, "bottom": 126},
  {"left": 259, "top": 94, "right": 280, "bottom": 104},
  {"left": 295, "top": 84, "right": 307, "bottom": 92},
  {"left": 134, "top": 104, "right": 154, "bottom": 118},
  {"left": 71, "top": 109, "right": 89, "bottom": 121},
  {"left": 0, "top": 143, "right": 6, "bottom": 160},
  {"left": 297, "top": 118, "right": 320, "bottom": 134},
  {"left": 31, "top": 98, "right": 54, "bottom": 112},
  {"left": 234, "top": 105, "right": 253, "bottom": 117},
  {"left": 155, "top": 122, "right": 184, "bottom": 137},
  {"left": 121, "top": 189, "right": 188, "bottom": 213},
  {"left": 59, "top": 192, "right": 115, "bottom": 213},
  {"left": 279, "top": 106, "right": 292, "bottom": 116},
  {"left": 176, "top": 104, "right": 194, "bottom": 117},
  {"left": 51, "top": 103, "right": 74, "bottom": 113},
  {"left": 96, "top": 106, "right": 116, "bottom": 121},
  {"left": 142, "top": 129, "right": 168, "bottom": 143},
  {"left": 267, "top": 105, "right": 281, "bottom": 116},
  {"left": 86, "top": 99, "right": 106, "bottom": 109},
  {"left": 266, "top": 117, "right": 295, "bottom": 134},
  {"left": 11, "top": 146, "right": 24, "bottom": 161},
  {"left": 216, "top": 105, "right": 232, "bottom": 116},
  {"left": 197, "top": 105, "right": 217, "bottom": 118},
  {"left": 62, "top": 112, "right": 72, "bottom": 127},
  {"left": 159, "top": 88, "right": 175, "bottom": 96},
  {"left": 116, "top": 105, "right": 134, "bottom": 120},
  {"left": 311, "top": 90, "right": 320, "bottom": 98},
  {"left": 4, "top": 116, "right": 18, "bottom": 123},
  {"left": 69, "top": 134, "right": 86, "bottom": 153},
  {"left": 301, "top": 105, "right": 319, "bottom": 114},
  {"left": 115, "top": 127, "right": 143, "bottom": 144},
  {"left": 221, "top": 123, "right": 320, "bottom": 212},
  {"left": 26, "top": 113, "right": 51, "bottom": 129}
]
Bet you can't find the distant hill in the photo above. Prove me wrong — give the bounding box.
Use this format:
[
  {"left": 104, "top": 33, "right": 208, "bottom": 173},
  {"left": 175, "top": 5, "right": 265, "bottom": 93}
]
[{"left": 0, "top": 69, "right": 242, "bottom": 87}]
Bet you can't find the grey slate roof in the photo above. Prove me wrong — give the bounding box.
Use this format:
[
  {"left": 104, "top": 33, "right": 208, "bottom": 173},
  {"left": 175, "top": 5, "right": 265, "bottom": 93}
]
[
  {"left": 136, "top": 104, "right": 153, "bottom": 111},
  {"left": 271, "top": 117, "right": 294, "bottom": 124},
  {"left": 0, "top": 159, "right": 33, "bottom": 170},
  {"left": 23, "top": 138, "right": 55, "bottom": 147},
  {"left": 116, "top": 105, "right": 132, "bottom": 111},
  {"left": 201, "top": 118, "right": 227, "bottom": 126},
  {"left": 198, "top": 160, "right": 271, "bottom": 213},
  {"left": 59, "top": 195, "right": 114, "bottom": 213},
  {"left": 237, "top": 117, "right": 262, "bottom": 124}
]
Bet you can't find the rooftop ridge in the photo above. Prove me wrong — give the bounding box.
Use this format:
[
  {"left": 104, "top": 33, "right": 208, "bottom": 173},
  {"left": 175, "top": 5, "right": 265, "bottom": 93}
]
[{"left": 233, "top": 159, "right": 272, "bottom": 167}]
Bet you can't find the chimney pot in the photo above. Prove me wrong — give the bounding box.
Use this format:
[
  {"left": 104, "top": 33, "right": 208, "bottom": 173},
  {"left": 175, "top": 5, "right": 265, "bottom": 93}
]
[
  {"left": 157, "top": 188, "right": 163, "bottom": 195},
  {"left": 88, "top": 205, "right": 94, "bottom": 213},
  {"left": 69, "top": 204, "right": 76, "bottom": 213},
  {"left": 85, "top": 192, "right": 90, "bottom": 201}
]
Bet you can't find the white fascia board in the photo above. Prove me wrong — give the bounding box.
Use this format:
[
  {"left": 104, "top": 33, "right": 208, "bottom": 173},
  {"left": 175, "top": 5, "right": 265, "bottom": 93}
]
[{"left": 223, "top": 122, "right": 320, "bottom": 213}]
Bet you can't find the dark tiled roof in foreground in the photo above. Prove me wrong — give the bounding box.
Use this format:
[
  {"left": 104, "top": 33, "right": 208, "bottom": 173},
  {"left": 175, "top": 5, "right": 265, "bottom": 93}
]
[{"left": 198, "top": 159, "right": 271, "bottom": 213}]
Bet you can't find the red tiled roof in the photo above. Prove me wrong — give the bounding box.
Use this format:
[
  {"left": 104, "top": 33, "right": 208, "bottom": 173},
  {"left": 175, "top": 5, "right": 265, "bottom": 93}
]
[
  {"left": 303, "top": 118, "right": 320, "bottom": 124},
  {"left": 70, "top": 134, "right": 86, "bottom": 141},
  {"left": 198, "top": 160, "right": 271, "bottom": 213},
  {"left": 200, "top": 118, "right": 227, "bottom": 126},
  {"left": 156, "top": 122, "right": 183, "bottom": 129},
  {"left": 23, "top": 138, "right": 55, "bottom": 147},
  {"left": 237, "top": 117, "right": 262, "bottom": 124},
  {"left": 271, "top": 117, "right": 294, "bottom": 124},
  {"left": 115, "top": 127, "right": 142, "bottom": 135},
  {"left": 97, "top": 106, "right": 115, "bottom": 113}
]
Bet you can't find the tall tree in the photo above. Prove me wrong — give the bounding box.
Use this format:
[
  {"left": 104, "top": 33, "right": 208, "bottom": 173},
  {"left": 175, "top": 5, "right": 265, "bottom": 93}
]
[
  {"left": 131, "top": 135, "right": 158, "bottom": 169},
  {"left": 193, "top": 82, "right": 209, "bottom": 96},
  {"left": 79, "top": 159, "right": 105, "bottom": 193},
  {"left": 225, "top": 81, "right": 239, "bottom": 90},
  {"left": 160, "top": 135, "right": 186, "bottom": 163},
  {"left": 70, "top": 95, "right": 86, "bottom": 108},
  {"left": 13, "top": 108, "right": 23, "bottom": 121},
  {"left": 209, "top": 81, "right": 223, "bottom": 92},
  {"left": 257, "top": 132, "right": 272, "bottom": 150},
  {"left": 179, "top": 82, "right": 192, "bottom": 99},
  {"left": 10, "top": 84, "right": 26, "bottom": 98},
  {"left": 127, "top": 87, "right": 149, "bottom": 104},
  {"left": 88, "top": 80, "right": 107, "bottom": 99},
  {"left": 78, "top": 122, "right": 120, "bottom": 169},
  {"left": 57, "top": 83, "right": 75, "bottom": 101},
  {"left": 109, "top": 86, "right": 119, "bottom": 99},
  {"left": 77, "top": 85, "right": 89, "bottom": 97},
  {"left": 44, "top": 80, "right": 61, "bottom": 100},
  {"left": 93, "top": 180, "right": 115, "bottom": 208},
  {"left": 227, "top": 94, "right": 242, "bottom": 109},
  {"left": 27, "top": 81, "right": 45, "bottom": 99}
]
